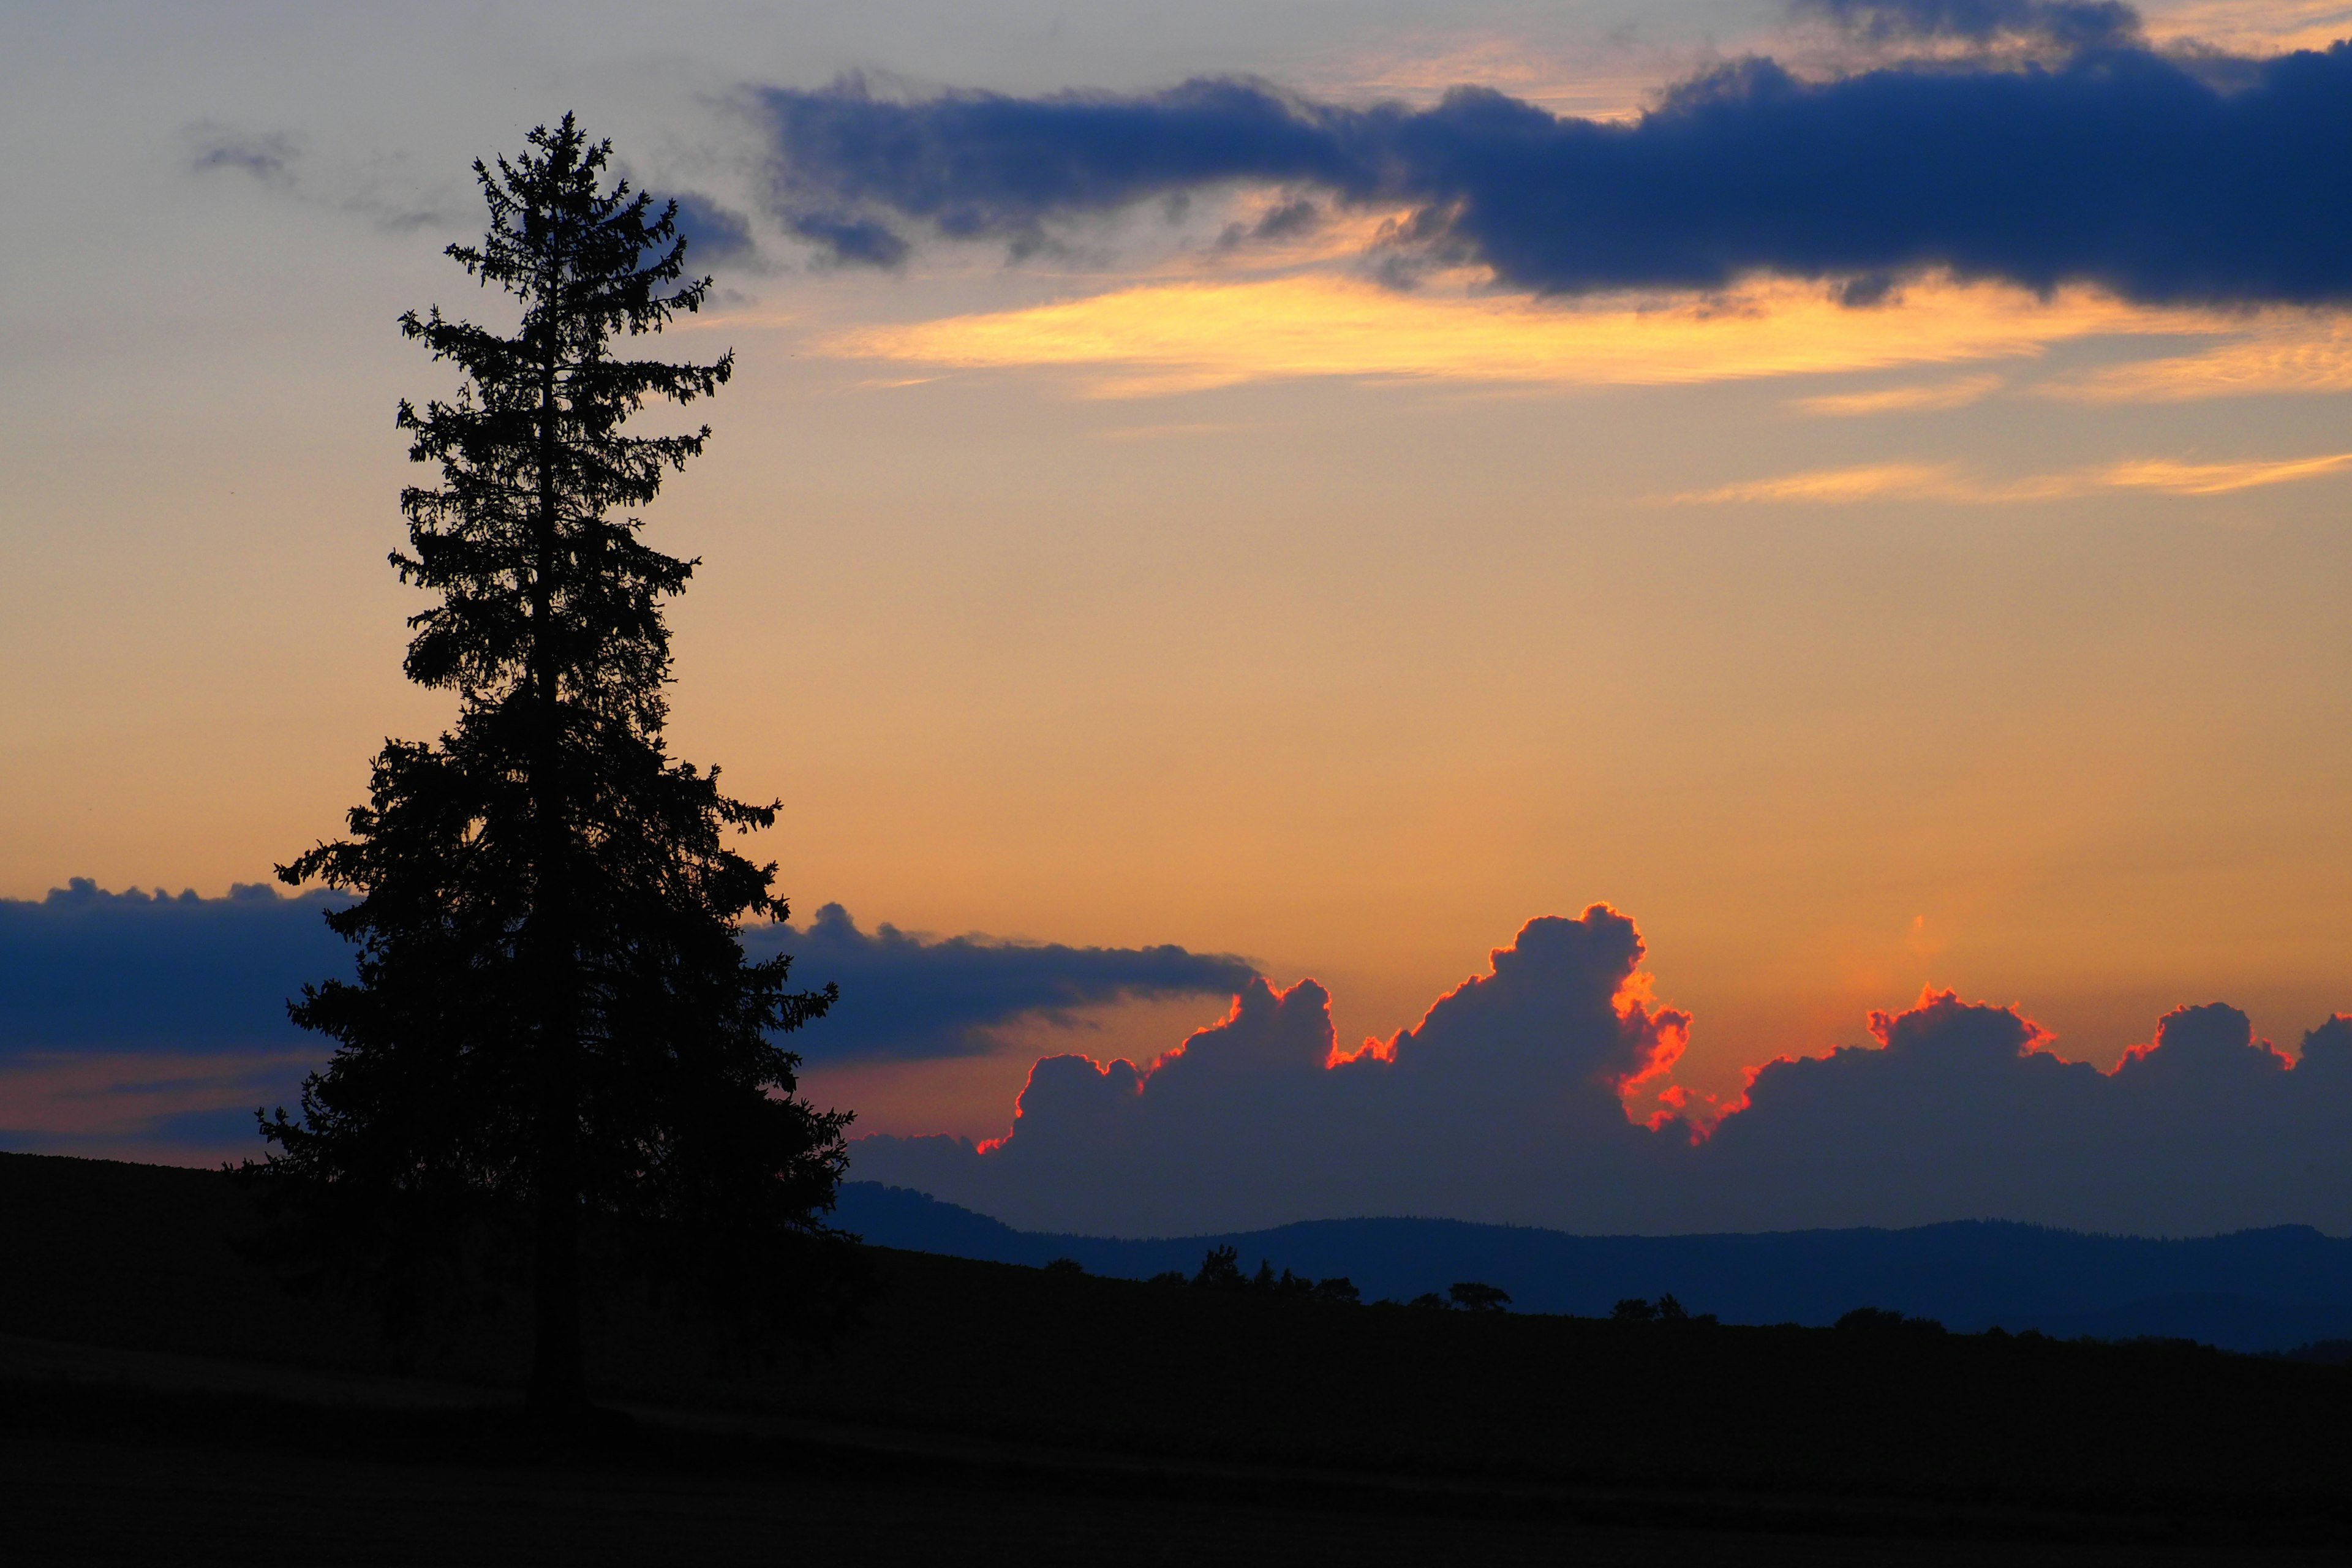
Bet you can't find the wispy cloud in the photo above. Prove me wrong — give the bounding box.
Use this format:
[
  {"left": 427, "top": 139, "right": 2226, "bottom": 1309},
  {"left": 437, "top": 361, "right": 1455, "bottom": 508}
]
[
  {"left": 186, "top": 124, "right": 301, "bottom": 186},
  {"left": 2100, "top": 451, "right": 2352, "bottom": 494},
  {"left": 2044, "top": 314, "right": 2352, "bottom": 402},
  {"left": 1796, "top": 374, "right": 2005, "bottom": 415},
  {"left": 818, "top": 275, "right": 2198, "bottom": 398},
  {"left": 1674, "top": 449, "right": 2352, "bottom": 503}
]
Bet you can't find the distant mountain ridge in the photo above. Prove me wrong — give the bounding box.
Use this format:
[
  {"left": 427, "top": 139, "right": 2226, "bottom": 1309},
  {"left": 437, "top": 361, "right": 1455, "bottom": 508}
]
[{"left": 834, "top": 1180, "right": 2352, "bottom": 1352}]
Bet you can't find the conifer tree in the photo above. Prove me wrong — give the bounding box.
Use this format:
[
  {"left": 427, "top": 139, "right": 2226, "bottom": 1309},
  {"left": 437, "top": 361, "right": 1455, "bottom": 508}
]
[{"left": 258, "top": 116, "right": 847, "bottom": 1413}]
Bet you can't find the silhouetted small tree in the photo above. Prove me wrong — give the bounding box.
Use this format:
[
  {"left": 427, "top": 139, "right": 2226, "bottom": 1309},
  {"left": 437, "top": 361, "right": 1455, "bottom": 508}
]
[
  {"left": 1655, "top": 1292, "right": 1689, "bottom": 1324},
  {"left": 1311, "top": 1275, "right": 1361, "bottom": 1306},
  {"left": 1194, "top": 1245, "right": 1245, "bottom": 1290},
  {"left": 254, "top": 116, "right": 847, "bottom": 1415},
  {"left": 1449, "top": 1281, "right": 1510, "bottom": 1313},
  {"left": 1612, "top": 1297, "right": 1659, "bottom": 1323}
]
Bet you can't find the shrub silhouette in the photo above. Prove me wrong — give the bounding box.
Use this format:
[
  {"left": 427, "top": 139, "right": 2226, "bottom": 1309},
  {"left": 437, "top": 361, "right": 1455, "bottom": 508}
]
[{"left": 1837, "top": 1306, "right": 1947, "bottom": 1334}]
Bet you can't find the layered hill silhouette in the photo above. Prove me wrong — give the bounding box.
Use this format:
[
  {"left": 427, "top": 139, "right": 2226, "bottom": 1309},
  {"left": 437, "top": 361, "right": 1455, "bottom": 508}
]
[{"left": 836, "top": 1181, "right": 2352, "bottom": 1352}]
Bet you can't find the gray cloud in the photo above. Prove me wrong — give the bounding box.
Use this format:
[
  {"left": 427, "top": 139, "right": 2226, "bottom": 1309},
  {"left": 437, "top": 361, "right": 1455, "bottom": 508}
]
[
  {"left": 670, "top": 192, "right": 761, "bottom": 271},
  {"left": 186, "top": 124, "right": 301, "bottom": 186},
  {"left": 1793, "top": 0, "right": 2144, "bottom": 50},
  {"left": 852, "top": 909, "right": 2352, "bottom": 1238}
]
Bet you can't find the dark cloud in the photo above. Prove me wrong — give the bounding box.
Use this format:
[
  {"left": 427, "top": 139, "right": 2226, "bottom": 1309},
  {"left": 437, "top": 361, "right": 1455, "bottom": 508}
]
[
  {"left": 853, "top": 910, "right": 2352, "bottom": 1238},
  {"left": 747, "top": 903, "right": 1256, "bottom": 1063},
  {"left": 1693, "top": 993, "right": 2334, "bottom": 1235},
  {"left": 669, "top": 192, "right": 759, "bottom": 270},
  {"left": 856, "top": 907, "right": 1691, "bottom": 1234},
  {"left": 786, "top": 209, "right": 912, "bottom": 268},
  {"left": 1212, "top": 195, "right": 1323, "bottom": 255},
  {"left": 1793, "top": 0, "right": 2144, "bottom": 50},
  {"left": 759, "top": 39, "right": 2352, "bottom": 304},
  {"left": 0, "top": 880, "right": 347, "bottom": 1057},
  {"left": 0, "top": 882, "right": 1252, "bottom": 1071},
  {"left": 0, "top": 884, "right": 1253, "bottom": 1158}
]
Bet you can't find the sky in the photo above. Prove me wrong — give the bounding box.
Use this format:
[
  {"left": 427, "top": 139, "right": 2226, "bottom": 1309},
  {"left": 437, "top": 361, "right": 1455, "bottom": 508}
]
[{"left": 5, "top": 1, "right": 2352, "bottom": 1232}]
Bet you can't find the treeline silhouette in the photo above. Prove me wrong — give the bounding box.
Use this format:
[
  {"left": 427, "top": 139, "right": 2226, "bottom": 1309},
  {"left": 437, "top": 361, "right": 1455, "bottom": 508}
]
[
  {"left": 1080, "top": 1245, "right": 1516, "bottom": 1310},
  {"left": 836, "top": 1180, "right": 2352, "bottom": 1350}
]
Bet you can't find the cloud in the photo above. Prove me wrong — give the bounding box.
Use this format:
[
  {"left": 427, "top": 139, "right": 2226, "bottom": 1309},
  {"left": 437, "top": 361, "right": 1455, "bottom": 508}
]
[
  {"left": 1693, "top": 992, "right": 2339, "bottom": 1235},
  {"left": 0, "top": 882, "right": 1251, "bottom": 1160},
  {"left": 851, "top": 910, "right": 2352, "bottom": 1238},
  {"left": 0, "top": 880, "right": 350, "bottom": 1161},
  {"left": 786, "top": 209, "right": 911, "bottom": 269},
  {"left": 745, "top": 904, "right": 1257, "bottom": 1063},
  {"left": 0, "top": 879, "right": 349, "bottom": 1057},
  {"left": 2045, "top": 313, "right": 2352, "bottom": 401},
  {"left": 1670, "top": 448, "right": 2352, "bottom": 503},
  {"left": 187, "top": 124, "right": 301, "bottom": 186},
  {"left": 1795, "top": 372, "right": 2003, "bottom": 414},
  {"left": 855, "top": 907, "right": 1691, "bottom": 1235},
  {"left": 670, "top": 192, "right": 760, "bottom": 271},
  {"left": 182, "top": 122, "right": 456, "bottom": 233},
  {"left": 818, "top": 273, "right": 2188, "bottom": 398},
  {"left": 1793, "top": 0, "right": 2144, "bottom": 50},
  {"left": 763, "top": 40, "right": 2352, "bottom": 306}
]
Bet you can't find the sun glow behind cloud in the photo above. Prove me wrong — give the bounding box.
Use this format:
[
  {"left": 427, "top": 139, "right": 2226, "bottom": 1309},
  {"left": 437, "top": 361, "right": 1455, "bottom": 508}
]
[{"left": 815, "top": 273, "right": 2348, "bottom": 401}]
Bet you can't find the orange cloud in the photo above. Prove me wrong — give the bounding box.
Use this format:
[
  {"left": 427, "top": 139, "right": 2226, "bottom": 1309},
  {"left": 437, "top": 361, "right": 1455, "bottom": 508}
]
[
  {"left": 1796, "top": 373, "right": 2003, "bottom": 415},
  {"left": 2043, "top": 313, "right": 2352, "bottom": 402},
  {"left": 1672, "top": 450, "right": 2352, "bottom": 505},
  {"left": 816, "top": 274, "right": 2209, "bottom": 398}
]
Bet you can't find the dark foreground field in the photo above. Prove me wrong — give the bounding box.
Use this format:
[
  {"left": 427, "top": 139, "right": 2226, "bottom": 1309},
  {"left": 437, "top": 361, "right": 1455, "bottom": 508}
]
[{"left": 5, "top": 1152, "right": 2352, "bottom": 1565}]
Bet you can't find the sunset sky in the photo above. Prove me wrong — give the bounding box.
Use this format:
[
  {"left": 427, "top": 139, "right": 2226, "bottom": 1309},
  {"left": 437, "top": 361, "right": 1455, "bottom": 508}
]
[{"left": 6, "top": 1, "right": 2352, "bottom": 1204}]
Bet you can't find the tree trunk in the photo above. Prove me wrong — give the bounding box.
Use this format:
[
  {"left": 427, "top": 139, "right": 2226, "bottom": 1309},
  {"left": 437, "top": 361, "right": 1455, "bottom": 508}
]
[{"left": 524, "top": 279, "right": 586, "bottom": 1417}]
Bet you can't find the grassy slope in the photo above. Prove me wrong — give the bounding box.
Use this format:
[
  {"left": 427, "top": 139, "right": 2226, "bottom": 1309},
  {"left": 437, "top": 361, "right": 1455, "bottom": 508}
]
[{"left": 7, "top": 1150, "right": 2352, "bottom": 1555}]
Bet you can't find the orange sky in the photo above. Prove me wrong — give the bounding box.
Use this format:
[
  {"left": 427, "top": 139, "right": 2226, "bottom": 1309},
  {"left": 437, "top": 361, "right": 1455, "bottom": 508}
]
[{"left": 6, "top": 1, "right": 2351, "bottom": 1143}]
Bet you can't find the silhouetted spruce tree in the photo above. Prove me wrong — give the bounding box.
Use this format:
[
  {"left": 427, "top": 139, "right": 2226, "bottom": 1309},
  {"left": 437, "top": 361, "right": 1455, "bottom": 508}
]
[{"left": 257, "top": 116, "right": 847, "bottom": 1414}]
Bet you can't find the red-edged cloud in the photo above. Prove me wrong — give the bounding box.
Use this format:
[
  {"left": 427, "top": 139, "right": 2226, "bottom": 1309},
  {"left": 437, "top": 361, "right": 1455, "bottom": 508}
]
[{"left": 856, "top": 913, "right": 2352, "bottom": 1238}]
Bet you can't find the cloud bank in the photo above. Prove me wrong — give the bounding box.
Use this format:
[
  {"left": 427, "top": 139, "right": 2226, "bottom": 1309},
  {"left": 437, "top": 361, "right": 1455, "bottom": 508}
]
[
  {"left": 0, "top": 879, "right": 349, "bottom": 1055},
  {"left": 743, "top": 903, "right": 1256, "bottom": 1063},
  {"left": 853, "top": 907, "right": 2352, "bottom": 1238},
  {"left": 761, "top": 36, "right": 2352, "bottom": 305},
  {"left": 0, "top": 882, "right": 1253, "bottom": 1155}
]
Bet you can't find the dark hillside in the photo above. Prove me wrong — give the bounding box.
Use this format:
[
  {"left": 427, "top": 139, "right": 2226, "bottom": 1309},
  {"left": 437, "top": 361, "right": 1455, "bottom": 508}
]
[
  {"left": 834, "top": 1181, "right": 2352, "bottom": 1349},
  {"left": 10, "top": 1152, "right": 2352, "bottom": 1556}
]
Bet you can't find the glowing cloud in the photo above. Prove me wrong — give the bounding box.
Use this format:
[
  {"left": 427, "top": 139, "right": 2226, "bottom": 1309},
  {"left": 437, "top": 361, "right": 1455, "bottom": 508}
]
[
  {"left": 818, "top": 274, "right": 2195, "bottom": 398},
  {"left": 1796, "top": 373, "right": 2004, "bottom": 415},
  {"left": 852, "top": 913, "right": 2352, "bottom": 1238},
  {"left": 2046, "top": 313, "right": 2352, "bottom": 402},
  {"left": 1673, "top": 450, "right": 2352, "bottom": 503}
]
